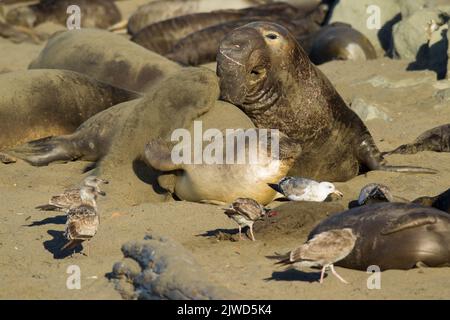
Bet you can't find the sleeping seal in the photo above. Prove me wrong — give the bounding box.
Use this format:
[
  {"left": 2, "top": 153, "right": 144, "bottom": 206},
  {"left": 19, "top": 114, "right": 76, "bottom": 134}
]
[
  {"left": 309, "top": 203, "right": 450, "bottom": 270},
  {"left": 6, "top": 0, "right": 121, "bottom": 29},
  {"left": 217, "top": 22, "right": 436, "bottom": 181},
  {"left": 0, "top": 69, "right": 138, "bottom": 151}
]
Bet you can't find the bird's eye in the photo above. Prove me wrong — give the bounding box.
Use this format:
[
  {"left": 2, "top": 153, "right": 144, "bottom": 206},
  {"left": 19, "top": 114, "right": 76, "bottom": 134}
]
[{"left": 266, "top": 33, "right": 278, "bottom": 40}]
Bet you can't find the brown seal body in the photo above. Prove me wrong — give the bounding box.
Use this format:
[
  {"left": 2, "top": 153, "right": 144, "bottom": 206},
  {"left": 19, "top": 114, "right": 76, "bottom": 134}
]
[
  {"left": 384, "top": 124, "right": 450, "bottom": 155},
  {"left": 29, "top": 29, "right": 180, "bottom": 93},
  {"left": 305, "top": 22, "right": 377, "bottom": 65},
  {"left": 131, "top": 2, "right": 310, "bottom": 54},
  {"left": 0, "top": 69, "right": 138, "bottom": 151},
  {"left": 217, "top": 22, "right": 436, "bottom": 181},
  {"left": 6, "top": 0, "right": 121, "bottom": 29},
  {"left": 309, "top": 202, "right": 450, "bottom": 270}
]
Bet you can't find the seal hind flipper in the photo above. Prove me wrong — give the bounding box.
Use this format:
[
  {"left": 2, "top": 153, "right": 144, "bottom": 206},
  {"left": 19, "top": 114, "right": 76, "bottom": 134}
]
[
  {"left": 7, "top": 136, "right": 80, "bottom": 166},
  {"left": 381, "top": 212, "right": 438, "bottom": 235}
]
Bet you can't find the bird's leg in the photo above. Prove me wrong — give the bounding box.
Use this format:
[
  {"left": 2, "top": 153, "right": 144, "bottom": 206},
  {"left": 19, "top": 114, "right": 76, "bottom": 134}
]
[
  {"left": 330, "top": 264, "right": 349, "bottom": 284},
  {"left": 249, "top": 225, "right": 256, "bottom": 241},
  {"left": 238, "top": 226, "right": 243, "bottom": 240},
  {"left": 319, "top": 265, "right": 328, "bottom": 284}
]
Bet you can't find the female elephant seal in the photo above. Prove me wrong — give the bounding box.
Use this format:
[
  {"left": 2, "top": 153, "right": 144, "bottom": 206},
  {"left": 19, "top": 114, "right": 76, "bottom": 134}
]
[
  {"left": 29, "top": 29, "right": 179, "bottom": 93},
  {"left": 6, "top": 0, "right": 121, "bottom": 29},
  {"left": 0, "top": 69, "right": 138, "bottom": 151},
  {"left": 309, "top": 203, "right": 450, "bottom": 270},
  {"left": 217, "top": 22, "right": 436, "bottom": 181}
]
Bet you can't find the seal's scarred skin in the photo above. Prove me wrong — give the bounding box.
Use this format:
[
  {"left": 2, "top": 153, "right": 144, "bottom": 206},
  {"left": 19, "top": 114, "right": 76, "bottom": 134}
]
[
  {"left": 309, "top": 203, "right": 450, "bottom": 270},
  {"left": 217, "top": 22, "right": 436, "bottom": 181}
]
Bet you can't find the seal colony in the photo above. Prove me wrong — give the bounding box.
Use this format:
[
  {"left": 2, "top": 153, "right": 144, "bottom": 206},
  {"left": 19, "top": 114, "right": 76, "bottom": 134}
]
[
  {"left": 1, "top": 1, "right": 450, "bottom": 297},
  {"left": 2, "top": 24, "right": 437, "bottom": 203}
]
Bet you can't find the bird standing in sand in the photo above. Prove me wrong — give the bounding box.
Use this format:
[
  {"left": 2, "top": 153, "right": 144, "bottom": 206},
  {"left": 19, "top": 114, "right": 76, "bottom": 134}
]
[
  {"left": 357, "top": 183, "right": 393, "bottom": 206},
  {"left": 62, "top": 186, "right": 99, "bottom": 255},
  {"left": 36, "top": 176, "right": 108, "bottom": 211},
  {"left": 270, "top": 177, "right": 343, "bottom": 202},
  {"left": 277, "top": 228, "right": 357, "bottom": 284},
  {"left": 224, "top": 198, "right": 270, "bottom": 241}
]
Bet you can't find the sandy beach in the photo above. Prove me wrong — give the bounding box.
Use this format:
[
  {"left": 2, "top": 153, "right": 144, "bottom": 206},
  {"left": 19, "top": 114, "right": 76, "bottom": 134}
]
[{"left": 0, "top": 0, "right": 450, "bottom": 300}]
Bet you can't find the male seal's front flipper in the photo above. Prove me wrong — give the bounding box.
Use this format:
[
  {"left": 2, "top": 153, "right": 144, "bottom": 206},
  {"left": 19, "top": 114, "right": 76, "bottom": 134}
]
[{"left": 6, "top": 136, "right": 80, "bottom": 166}]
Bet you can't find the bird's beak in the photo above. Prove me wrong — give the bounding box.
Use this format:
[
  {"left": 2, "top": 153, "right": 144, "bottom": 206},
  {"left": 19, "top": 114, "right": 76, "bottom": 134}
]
[
  {"left": 333, "top": 190, "right": 344, "bottom": 198},
  {"left": 98, "top": 191, "right": 107, "bottom": 196}
]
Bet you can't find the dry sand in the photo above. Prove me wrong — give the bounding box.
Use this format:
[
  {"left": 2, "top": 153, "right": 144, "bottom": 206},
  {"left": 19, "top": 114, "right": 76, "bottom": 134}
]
[{"left": 1, "top": 0, "right": 450, "bottom": 300}]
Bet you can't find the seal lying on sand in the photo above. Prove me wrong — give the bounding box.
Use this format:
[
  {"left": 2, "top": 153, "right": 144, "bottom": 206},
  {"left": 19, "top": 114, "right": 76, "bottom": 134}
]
[
  {"left": 0, "top": 69, "right": 138, "bottom": 151},
  {"left": 144, "top": 129, "right": 301, "bottom": 205},
  {"left": 131, "top": 2, "right": 325, "bottom": 55},
  {"left": 217, "top": 22, "right": 436, "bottom": 181},
  {"left": 6, "top": 0, "right": 121, "bottom": 29},
  {"left": 383, "top": 123, "right": 450, "bottom": 155},
  {"left": 303, "top": 22, "right": 377, "bottom": 65},
  {"left": 29, "top": 29, "right": 180, "bottom": 93},
  {"left": 165, "top": 20, "right": 375, "bottom": 67},
  {"left": 126, "top": 0, "right": 321, "bottom": 35},
  {"left": 309, "top": 203, "right": 450, "bottom": 270}
]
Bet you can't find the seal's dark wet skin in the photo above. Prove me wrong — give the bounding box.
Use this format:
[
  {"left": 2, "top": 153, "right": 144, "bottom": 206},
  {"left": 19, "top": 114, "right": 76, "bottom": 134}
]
[
  {"left": 310, "top": 203, "right": 450, "bottom": 270},
  {"left": 217, "top": 22, "right": 437, "bottom": 181}
]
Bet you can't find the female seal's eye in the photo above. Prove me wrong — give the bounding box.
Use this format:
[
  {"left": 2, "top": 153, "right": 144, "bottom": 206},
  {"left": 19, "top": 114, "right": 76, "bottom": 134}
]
[{"left": 266, "top": 33, "right": 278, "bottom": 40}]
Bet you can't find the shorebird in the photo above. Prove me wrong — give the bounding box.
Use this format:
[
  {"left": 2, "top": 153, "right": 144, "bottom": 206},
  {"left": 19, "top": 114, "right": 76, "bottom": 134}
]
[
  {"left": 357, "top": 183, "right": 393, "bottom": 206},
  {"left": 276, "top": 228, "right": 357, "bottom": 284},
  {"left": 269, "top": 177, "right": 343, "bottom": 202},
  {"left": 224, "top": 198, "right": 270, "bottom": 241},
  {"left": 62, "top": 186, "right": 99, "bottom": 255},
  {"left": 36, "top": 176, "right": 108, "bottom": 211}
]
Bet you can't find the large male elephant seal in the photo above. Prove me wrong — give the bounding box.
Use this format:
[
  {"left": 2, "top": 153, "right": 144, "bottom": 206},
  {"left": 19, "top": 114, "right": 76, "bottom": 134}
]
[
  {"left": 383, "top": 123, "right": 450, "bottom": 155},
  {"left": 217, "top": 22, "right": 436, "bottom": 181},
  {"left": 0, "top": 69, "right": 138, "bottom": 150},
  {"left": 309, "top": 203, "right": 450, "bottom": 270},
  {"left": 6, "top": 0, "right": 121, "bottom": 29},
  {"left": 29, "top": 29, "right": 180, "bottom": 92}
]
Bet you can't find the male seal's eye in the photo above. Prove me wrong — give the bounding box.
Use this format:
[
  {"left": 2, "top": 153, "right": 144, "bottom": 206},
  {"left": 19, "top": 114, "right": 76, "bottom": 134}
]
[{"left": 266, "top": 33, "right": 278, "bottom": 40}]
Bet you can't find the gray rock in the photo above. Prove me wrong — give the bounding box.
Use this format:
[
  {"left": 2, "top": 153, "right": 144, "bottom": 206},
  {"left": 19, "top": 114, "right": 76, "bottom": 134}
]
[
  {"left": 350, "top": 97, "right": 392, "bottom": 122},
  {"left": 109, "top": 234, "right": 235, "bottom": 300},
  {"left": 329, "top": 0, "right": 401, "bottom": 54},
  {"left": 393, "top": 7, "right": 450, "bottom": 79}
]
